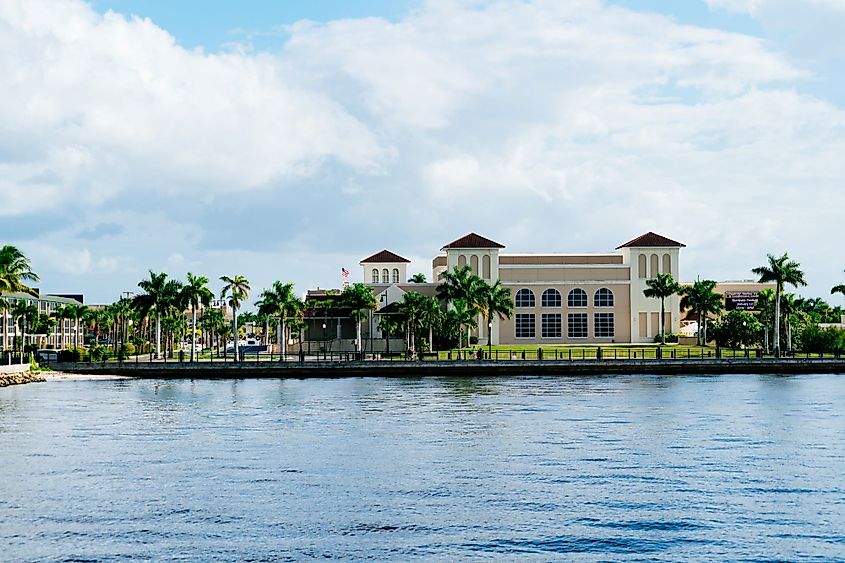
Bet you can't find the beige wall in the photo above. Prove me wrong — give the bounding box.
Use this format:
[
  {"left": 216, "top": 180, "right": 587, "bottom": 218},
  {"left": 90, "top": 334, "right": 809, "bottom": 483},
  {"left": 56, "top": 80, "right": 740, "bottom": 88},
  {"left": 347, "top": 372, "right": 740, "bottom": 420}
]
[
  {"left": 499, "top": 254, "right": 624, "bottom": 265},
  {"left": 499, "top": 267, "right": 631, "bottom": 283},
  {"left": 498, "top": 283, "right": 631, "bottom": 344}
]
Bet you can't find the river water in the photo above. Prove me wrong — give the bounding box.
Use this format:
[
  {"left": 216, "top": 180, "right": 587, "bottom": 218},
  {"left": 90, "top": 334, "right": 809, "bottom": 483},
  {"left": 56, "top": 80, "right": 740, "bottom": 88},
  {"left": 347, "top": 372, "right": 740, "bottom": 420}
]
[{"left": 1, "top": 374, "right": 844, "bottom": 561}]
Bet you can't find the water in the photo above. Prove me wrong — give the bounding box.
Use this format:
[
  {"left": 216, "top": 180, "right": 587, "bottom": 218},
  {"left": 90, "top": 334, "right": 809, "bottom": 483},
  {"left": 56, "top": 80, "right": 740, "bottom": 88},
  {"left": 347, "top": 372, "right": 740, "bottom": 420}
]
[{"left": 1, "top": 374, "right": 844, "bottom": 561}]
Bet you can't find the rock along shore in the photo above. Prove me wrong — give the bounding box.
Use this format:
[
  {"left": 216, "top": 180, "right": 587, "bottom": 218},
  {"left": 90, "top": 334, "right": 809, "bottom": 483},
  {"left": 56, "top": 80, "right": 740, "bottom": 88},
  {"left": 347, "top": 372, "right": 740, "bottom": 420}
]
[{"left": 0, "top": 370, "right": 47, "bottom": 387}]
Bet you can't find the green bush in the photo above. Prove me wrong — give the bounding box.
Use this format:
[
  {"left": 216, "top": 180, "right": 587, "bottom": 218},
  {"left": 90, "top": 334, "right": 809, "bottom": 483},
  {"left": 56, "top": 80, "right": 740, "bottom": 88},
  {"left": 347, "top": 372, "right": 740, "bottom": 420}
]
[
  {"left": 653, "top": 333, "right": 679, "bottom": 343},
  {"left": 799, "top": 325, "right": 845, "bottom": 353},
  {"left": 711, "top": 310, "right": 762, "bottom": 348}
]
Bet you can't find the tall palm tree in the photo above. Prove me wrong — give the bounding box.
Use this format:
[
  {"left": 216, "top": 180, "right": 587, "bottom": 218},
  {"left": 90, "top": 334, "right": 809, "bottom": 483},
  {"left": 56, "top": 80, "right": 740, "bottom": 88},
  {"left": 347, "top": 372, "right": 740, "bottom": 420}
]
[
  {"left": 680, "top": 279, "right": 723, "bottom": 346},
  {"left": 831, "top": 272, "right": 845, "bottom": 309},
  {"left": 256, "top": 281, "right": 301, "bottom": 358},
  {"left": 339, "top": 283, "right": 376, "bottom": 353},
  {"left": 182, "top": 273, "right": 213, "bottom": 362},
  {"left": 408, "top": 273, "right": 427, "bottom": 283},
  {"left": 752, "top": 253, "right": 806, "bottom": 357},
  {"left": 437, "top": 265, "right": 485, "bottom": 357},
  {"left": 0, "top": 297, "right": 10, "bottom": 355},
  {"left": 418, "top": 294, "right": 442, "bottom": 353},
  {"left": 399, "top": 291, "right": 430, "bottom": 357},
  {"left": 0, "top": 244, "right": 39, "bottom": 296},
  {"left": 132, "top": 271, "right": 174, "bottom": 359},
  {"left": 478, "top": 279, "right": 514, "bottom": 346},
  {"left": 11, "top": 300, "right": 37, "bottom": 363},
  {"left": 644, "top": 273, "right": 682, "bottom": 345},
  {"left": 220, "top": 274, "right": 251, "bottom": 361},
  {"left": 446, "top": 298, "right": 478, "bottom": 355}
]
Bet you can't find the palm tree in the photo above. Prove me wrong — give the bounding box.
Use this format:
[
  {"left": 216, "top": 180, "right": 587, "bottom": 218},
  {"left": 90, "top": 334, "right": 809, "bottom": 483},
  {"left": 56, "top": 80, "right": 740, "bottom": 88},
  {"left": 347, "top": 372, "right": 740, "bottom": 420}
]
[
  {"left": 680, "top": 279, "right": 723, "bottom": 346},
  {"left": 339, "top": 283, "right": 377, "bottom": 353},
  {"left": 11, "top": 300, "right": 37, "bottom": 363},
  {"left": 399, "top": 291, "right": 431, "bottom": 357},
  {"left": 418, "top": 294, "right": 442, "bottom": 353},
  {"left": 478, "top": 279, "right": 514, "bottom": 347},
  {"left": 0, "top": 297, "right": 10, "bottom": 355},
  {"left": 831, "top": 272, "right": 845, "bottom": 310},
  {"left": 0, "top": 245, "right": 39, "bottom": 296},
  {"left": 644, "top": 273, "right": 682, "bottom": 345},
  {"left": 256, "top": 281, "right": 301, "bottom": 358},
  {"left": 446, "top": 298, "right": 478, "bottom": 355},
  {"left": 132, "top": 271, "right": 175, "bottom": 359},
  {"left": 182, "top": 273, "right": 213, "bottom": 362},
  {"left": 408, "top": 273, "right": 427, "bottom": 283},
  {"left": 752, "top": 253, "right": 807, "bottom": 357},
  {"left": 220, "top": 275, "right": 251, "bottom": 361},
  {"left": 437, "top": 265, "right": 485, "bottom": 357}
]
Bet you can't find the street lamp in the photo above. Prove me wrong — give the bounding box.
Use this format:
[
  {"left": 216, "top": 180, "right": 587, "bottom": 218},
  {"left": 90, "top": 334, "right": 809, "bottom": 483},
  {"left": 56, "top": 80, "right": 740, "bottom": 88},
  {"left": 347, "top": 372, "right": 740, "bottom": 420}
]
[{"left": 488, "top": 320, "right": 493, "bottom": 360}]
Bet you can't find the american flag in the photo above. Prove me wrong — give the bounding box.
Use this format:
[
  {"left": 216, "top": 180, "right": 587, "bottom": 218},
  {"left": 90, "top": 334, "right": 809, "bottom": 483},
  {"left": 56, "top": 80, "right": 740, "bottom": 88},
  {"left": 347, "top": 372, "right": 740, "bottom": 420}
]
[{"left": 341, "top": 267, "right": 350, "bottom": 278}]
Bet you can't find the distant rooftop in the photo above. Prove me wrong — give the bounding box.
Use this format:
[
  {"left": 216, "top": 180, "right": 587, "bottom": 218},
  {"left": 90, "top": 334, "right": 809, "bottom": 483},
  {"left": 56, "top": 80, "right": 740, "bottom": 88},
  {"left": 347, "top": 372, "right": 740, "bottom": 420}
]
[
  {"left": 360, "top": 250, "right": 411, "bottom": 264},
  {"left": 441, "top": 232, "right": 505, "bottom": 250},
  {"left": 616, "top": 232, "right": 686, "bottom": 249}
]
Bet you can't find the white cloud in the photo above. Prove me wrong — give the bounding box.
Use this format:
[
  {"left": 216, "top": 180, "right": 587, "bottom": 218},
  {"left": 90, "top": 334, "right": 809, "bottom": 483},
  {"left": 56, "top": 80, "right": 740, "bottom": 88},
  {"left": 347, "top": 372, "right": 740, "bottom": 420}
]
[{"left": 2, "top": 0, "right": 844, "bottom": 301}]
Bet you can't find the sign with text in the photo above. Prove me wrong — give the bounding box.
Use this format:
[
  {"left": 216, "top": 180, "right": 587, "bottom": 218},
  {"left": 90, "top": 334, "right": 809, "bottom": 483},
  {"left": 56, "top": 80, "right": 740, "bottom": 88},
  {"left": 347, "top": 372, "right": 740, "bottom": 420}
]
[{"left": 725, "top": 291, "right": 759, "bottom": 311}]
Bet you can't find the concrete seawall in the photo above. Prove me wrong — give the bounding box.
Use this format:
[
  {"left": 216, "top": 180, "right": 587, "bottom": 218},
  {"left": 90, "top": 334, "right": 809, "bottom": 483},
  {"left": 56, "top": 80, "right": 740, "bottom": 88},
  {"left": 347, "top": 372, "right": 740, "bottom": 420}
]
[{"left": 51, "top": 359, "right": 845, "bottom": 379}]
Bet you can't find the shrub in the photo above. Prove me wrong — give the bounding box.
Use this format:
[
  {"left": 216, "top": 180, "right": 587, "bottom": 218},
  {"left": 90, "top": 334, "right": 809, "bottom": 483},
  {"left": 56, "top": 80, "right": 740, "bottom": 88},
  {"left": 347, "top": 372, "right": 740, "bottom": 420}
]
[
  {"left": 800, "top": 325, "right": 845, "bottom": 353},
  {"left": 653, "top": 333, "right": 679, "bottom": 343}
]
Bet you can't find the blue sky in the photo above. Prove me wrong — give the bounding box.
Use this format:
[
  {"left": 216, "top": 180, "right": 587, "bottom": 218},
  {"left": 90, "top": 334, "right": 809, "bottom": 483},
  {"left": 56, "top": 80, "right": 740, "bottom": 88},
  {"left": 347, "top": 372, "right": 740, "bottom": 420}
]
[{"left": 2, "top": 0, "right": 845, "bottom": 305}]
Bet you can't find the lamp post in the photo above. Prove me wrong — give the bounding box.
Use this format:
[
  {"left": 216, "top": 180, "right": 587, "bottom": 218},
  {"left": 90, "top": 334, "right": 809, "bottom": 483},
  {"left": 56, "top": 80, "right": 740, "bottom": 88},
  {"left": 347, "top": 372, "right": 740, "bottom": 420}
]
[
  {"left": 322, "top": 322, "right": 327, "bottom": 359},
  {"left": 488, "top": 320, "right": 493, "bottom": 360}
]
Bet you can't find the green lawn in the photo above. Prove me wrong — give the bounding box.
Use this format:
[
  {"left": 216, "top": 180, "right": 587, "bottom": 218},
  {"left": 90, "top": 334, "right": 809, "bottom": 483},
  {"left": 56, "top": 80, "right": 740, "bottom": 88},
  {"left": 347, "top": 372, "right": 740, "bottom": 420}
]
[{"left": 432, "top": 344, "right": 773, "bottom": 360}]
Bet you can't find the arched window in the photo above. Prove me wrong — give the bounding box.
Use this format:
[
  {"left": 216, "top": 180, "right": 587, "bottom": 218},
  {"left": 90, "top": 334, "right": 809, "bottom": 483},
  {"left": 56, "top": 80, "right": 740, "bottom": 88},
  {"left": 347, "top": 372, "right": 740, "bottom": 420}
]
[
  {"left": 371, "top": 269, "right": 379, "bottom": 283},
  {"left": 470, "top": 255, "right": 479, "bottom": 275},
  {"left": 515, "top": 288, "right": 535, "bottom": 308},
  {"left": 458, "top": 255, "right": 467, "bottom": 267},
  {"left": 482, "top": 255, "right": 491, "bottom": 279},
  {"left": 382, "top": 269, "right": 389, "bottom": 283},
  {"left": 392, "top": 268, "right": 399, "bottom": 284},
  {"left": 662, "top": 253, "right": 671, "bottom": 274},
  {"left": 542, "top": 288, "right": 561, "bottom": 307},
  {"left": 594, "top": 288, "right": 614, "bottom": 307},
  {"left": 650, "top": 254, "right": 659, "bottom": 278},
  {"left": 568, "top": 288, "right": 587, "bottom": 308},
  {"left": 638, "top": 254, "right": 647, "bottom": 279}
]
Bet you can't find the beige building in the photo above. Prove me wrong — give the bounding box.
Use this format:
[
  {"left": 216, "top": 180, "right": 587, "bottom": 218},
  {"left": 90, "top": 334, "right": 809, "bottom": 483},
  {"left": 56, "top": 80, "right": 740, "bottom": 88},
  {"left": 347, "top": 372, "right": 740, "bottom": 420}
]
[
  {"left": 359, "top": 231, "right": 689, "bottom": 345},
  {"left": 1, "top": 291, "right": 84, "bottom": 352}
]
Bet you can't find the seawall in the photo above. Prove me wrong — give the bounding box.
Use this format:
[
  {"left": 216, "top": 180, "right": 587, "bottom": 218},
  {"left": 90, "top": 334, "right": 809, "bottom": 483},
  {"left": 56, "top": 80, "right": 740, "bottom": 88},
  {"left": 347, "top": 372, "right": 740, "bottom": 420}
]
[{"left": 51, "top": 359, "right": 845, "bottom": 379}]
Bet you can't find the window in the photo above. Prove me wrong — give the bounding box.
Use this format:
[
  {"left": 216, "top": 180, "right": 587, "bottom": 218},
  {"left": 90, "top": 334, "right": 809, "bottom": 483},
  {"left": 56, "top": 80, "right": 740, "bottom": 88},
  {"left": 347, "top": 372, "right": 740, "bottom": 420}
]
[
  {"left": 515, "top": 314, "right": 535, "bottom": 338},
  {"left": 382, "top": 269, "right": 389, "bottom": 283},
  {"left": 568, "top": 313, "right": 588, "bottom": 338},
  {"left": 594, "top": 288, "right": 614, "bottom": 307},
  {"left": 542, "top": 313, "right": 562, "bottom": 338},
  {"left": 515, "top": 288, "right": 535, "bottom": 308},
  {"left": 392, "top": 268, "right": 399, "bottom": 284},
  {"left": 483, "top": 255, "right": 491, "bottom": 278},
  {"left": 568, "top": 288, "right": 587, "bottom": 308},
  {"left": 638, "top": 254, "right": 647, "bottom": 279},
  {"left": 542, "top": 288, "right": 561, "bottom": 308},
  {"left": 662, "top": 253, "right": 671, "bottom": 274},
  {"left": 650, "top": 254, "right": 659, "bottom": 277},
  {"left": 594, "top": 313, "right": 614, "bottom": 337},
  {"left": 470, "top": 255, "right": 479, "bottom": 275},
  {"left": 372, "top": 269, "right": 379, "bottom": 283}
]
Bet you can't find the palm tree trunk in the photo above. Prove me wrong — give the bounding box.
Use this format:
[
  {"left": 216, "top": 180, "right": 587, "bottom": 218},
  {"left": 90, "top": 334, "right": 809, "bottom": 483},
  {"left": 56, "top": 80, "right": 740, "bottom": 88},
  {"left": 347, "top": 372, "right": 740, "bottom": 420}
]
[
  {"left": 233, "top": 308, "right": 239, "bottom": 362},
  {"left": 191, "top": 306, "right": 197, "bottom": 362},
  {"left": 774, "top": 286, "right": 781, "bottom": 357},
  {"left": 356, "top": 311, "right": 362, "bottom": 352},
  {"left": 458, "top": 325, "right": 463, "bottom": 359},
  {"left": 155, "top": 313, "right": 161, "bottom": 359},
  {"left": 429, "top": 324, "right": 434, "bottom": 353},
  {"left": 660, "top": 298, "right": 666, "bottom": 345},
  {"left": 280, "top": 317, "right": 286, "bottom": 358}
]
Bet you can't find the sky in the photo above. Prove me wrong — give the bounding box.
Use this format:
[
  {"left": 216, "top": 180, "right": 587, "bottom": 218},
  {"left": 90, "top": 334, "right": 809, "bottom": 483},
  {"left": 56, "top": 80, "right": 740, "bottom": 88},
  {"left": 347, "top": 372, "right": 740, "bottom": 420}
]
[{"left": 2, "top": 0, "right": 845, "bottom": 307}]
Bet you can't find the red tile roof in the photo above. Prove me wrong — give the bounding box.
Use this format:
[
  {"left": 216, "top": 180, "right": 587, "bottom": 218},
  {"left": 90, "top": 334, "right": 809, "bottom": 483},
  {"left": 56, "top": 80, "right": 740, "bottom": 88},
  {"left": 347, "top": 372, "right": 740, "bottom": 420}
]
[
  {"left": 360, "top": 249, "right": 411, "bottom": 263},
  {"left": 441, "top": 233, "right": 505, "bottom": 250},
  {"left": 616, "top": 232, "right": 686, "bottom": 249}
]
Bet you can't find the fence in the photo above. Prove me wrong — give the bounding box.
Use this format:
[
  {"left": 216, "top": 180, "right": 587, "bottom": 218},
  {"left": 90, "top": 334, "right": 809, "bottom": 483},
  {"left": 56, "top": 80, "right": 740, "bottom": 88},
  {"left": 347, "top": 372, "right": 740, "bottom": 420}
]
[{"left": 39, "top": 346, "right": 843, "bottom": 366}]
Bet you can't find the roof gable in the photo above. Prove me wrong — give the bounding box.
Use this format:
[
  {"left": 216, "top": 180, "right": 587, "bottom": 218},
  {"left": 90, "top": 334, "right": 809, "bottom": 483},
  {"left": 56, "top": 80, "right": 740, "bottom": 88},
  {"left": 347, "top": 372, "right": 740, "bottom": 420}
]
[
  {"left": 616, "top": 232, "right": 686, "bottom": 249},
  {"left": 441, "top": 232, "right": 505, "bottom": 250},
  {"left": 360, "top": 249, "right": 411, "bottom": 264}
]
